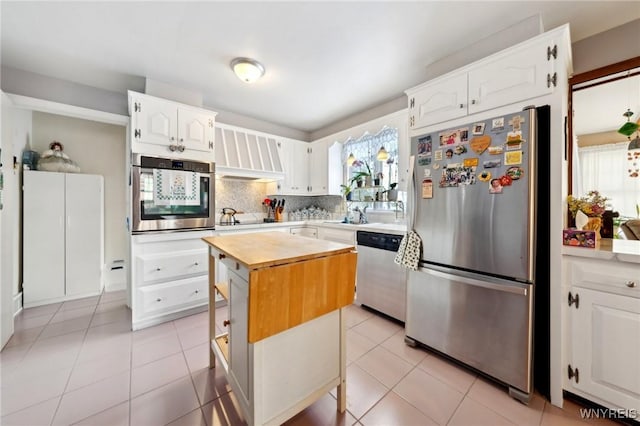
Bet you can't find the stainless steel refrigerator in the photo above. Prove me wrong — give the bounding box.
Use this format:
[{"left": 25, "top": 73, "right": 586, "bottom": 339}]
[{"left": 405, "top": 106, "right": 551, "bottom": 403}]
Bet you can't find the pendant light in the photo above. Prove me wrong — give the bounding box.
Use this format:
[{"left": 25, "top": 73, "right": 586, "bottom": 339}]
[
  {"left": 346, "top": 152, "right": 356, "bottom": 166},
  {"left": 230, "top": 57, "right": 265, "bottom": 83},
  {"left": 376, "top": 146, "right": 389, "bottom": 161}
]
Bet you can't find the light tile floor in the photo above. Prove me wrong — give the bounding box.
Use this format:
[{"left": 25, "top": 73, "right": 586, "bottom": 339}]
[{"left": 0, "top": 291, "right": 619, "bottom": 425}]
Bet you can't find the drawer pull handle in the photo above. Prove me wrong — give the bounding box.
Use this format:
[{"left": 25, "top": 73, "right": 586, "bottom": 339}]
[
  {"left": 568, "top": 291, "right": 579, "bottom": 309},
  {"left": 223, "top": 320, "right": 230, "bottom": 327},
  {"left": 626, "top": 281, "right": 637, "bottom": 288},
  {"left": 218, "top": 254, "right": 226, "bottom": 259},
  {"left": 156, "top": 298, "right": 162, "bottom": 302}
]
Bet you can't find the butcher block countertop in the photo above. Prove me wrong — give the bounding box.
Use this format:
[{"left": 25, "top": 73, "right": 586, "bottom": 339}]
[{"left": 202, "top": 231, "right": 355, "bottom": 270}]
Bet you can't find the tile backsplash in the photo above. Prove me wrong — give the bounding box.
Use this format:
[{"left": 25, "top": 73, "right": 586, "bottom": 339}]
[{"left": 215, "top": 179, "right": 343, "bottom": 217}]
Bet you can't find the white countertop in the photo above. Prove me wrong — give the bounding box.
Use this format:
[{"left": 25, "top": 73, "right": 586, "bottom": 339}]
[
  {"left": 562, "top": 238, "right": 640, "bottom": 264},
  {"left": 214, "top": 219, "right": 407, "bottom": 235}
]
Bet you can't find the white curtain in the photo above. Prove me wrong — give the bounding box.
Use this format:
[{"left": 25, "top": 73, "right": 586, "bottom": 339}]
[{"left": 577, "top": 141, "right": 640, "bottom": 217}]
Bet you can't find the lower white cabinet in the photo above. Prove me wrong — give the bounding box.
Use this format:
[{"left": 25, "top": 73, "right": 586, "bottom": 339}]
[
  {"left": 318, "top": 227, "right": 355, "bottom": 245},
  {"left": 564, "top": 257, "right": 640, "bottom": 413},
  {"left": 23, "top": 171, "right": 104, "bottom": 307},
  {"left": 131, "top": 230, "right": 212, "bottom": 329},
  {"left": 290, "top": 226, "right": 318, "bottom": 238}
]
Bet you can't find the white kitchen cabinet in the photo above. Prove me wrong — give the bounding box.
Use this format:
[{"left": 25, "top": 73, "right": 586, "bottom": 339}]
[
  {"left": 274, "top": 139, "right": 342, "bottom": 196},
  {"left": 406, "top": 25, "right": 568, "bottom": 130},
  {"left": 23, "top": 171, "right": 104, "bottom": 307},
  {"left": 318, "top": 227, "right": 355, "bottom": 245},
  {"left": 131, "top": 230, "right": 212, "bottom": 330},
  {"left": 129, "top": 91, "right": 216, "bottom": 159},
  {"left": 215, "top": 123, "right": 285, "bottom": 180},
  {"left": 564, "top": 257, "right": 640, "bottom": 413}
]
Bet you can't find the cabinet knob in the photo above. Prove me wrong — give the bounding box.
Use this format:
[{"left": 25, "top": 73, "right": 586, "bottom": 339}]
[
  {"left": 180, "top": 138, "right": 184, "bottom": 142},
  {"left": 156, "top": 298, "right": 162, "bottom": 302},
  {"left": 459, "top": 103, "right": 464, "bottom": 109},
  {"left": 194, "top": 289, "right": 199, "bottom": 294},
  {"left": 171, "top": 137, "right": 175, "bottom": 141},
  {"left": 169, "top": 144, "right": 177, "bottom": 152},
  {"left": 235, "top": 262, "right": 240, "bottom": 270},
  {"left": 471, "top": 99, "right": 477, "bottom": 105},
  {"left": 223, "top": 320, "right": 230, "bottom": 327},
  {"left": 626, "top": 281, "right": 637, "bottom": 288},
  {"left": 218, "top": 253, "right": 226, "bottom": 259},
  {"left": 194, "top": 262, "right": 199, "bottom": 266},
  {"left": 156, "top": 267, "right": 161, "bottom": 271}
]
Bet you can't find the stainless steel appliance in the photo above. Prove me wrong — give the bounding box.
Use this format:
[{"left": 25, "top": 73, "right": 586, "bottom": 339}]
[
  {"left": 356, "top": 231, "right": 406, "bottom": 322},
  {"left": 131, "top": 154, "right": 215, "bottom": 232},
  {"left": 405, "top": 106, "right": 551, "bottom": 403},
  {"left": 219, "top": 207, "right": 238, "bottom": 225}
]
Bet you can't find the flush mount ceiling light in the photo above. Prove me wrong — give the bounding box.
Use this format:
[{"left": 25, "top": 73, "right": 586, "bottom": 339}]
[
  {"left": 376, "top": 146, "right": 389, "bottom": 161},
  {"left": 230, "top": 57, "right": 265, "bottom": 83}
]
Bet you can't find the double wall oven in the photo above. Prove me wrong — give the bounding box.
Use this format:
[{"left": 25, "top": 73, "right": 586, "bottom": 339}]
[{"left": 131, "top": 154, "right": 215, "bottom": 232}]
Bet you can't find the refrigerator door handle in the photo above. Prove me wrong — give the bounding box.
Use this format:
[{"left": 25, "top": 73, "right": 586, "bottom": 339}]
[{"left": 420, "top": 267, "right": 529, "bottom": 296}]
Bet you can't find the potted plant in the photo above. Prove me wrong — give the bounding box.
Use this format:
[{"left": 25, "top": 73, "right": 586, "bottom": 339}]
[
  {"left": 340, "top": 183, "right": 353, "bottom": 201},
  {"left": 350, "top": 160, "right": 372, "bottom": 187},
  {"left": 386, "top": 182, "right": 398, "bottom": 201}
]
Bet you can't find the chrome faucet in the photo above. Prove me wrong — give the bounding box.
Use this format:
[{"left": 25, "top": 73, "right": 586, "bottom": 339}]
[{"left": 353, "top": 206, "right": 368, "bottom": 224}]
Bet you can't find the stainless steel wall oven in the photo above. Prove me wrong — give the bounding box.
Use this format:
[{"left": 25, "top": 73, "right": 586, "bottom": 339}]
[{"left": 131, "top": 154, "right": 215, "bottom": 232}]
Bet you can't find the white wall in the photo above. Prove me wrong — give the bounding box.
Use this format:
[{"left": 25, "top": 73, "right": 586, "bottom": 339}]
[
  {"left": 1, "top": 93, "right": 32, "bottom": 347},
  {"left": 31, "top": 112, "right": 127, "bottom": 270}
]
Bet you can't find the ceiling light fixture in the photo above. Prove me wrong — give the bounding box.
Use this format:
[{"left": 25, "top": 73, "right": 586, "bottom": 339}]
[
  {"left": 230, "top": 57, "right": 265, "bottom": 84},
  {"left": 346, "top": 153, "right": 356, "bottom": 166},
  {"left": 376, "top": 146, "right": 389, "bottom": 161}
]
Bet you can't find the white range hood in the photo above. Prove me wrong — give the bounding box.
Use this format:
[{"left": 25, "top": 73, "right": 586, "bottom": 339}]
[{"left": 214, "top": 123, "right": 285, "bottom": 181}]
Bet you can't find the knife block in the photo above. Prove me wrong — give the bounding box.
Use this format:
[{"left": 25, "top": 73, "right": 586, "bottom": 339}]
[{"left": 275, "top": 209, "right": 282, "bottom": 222}]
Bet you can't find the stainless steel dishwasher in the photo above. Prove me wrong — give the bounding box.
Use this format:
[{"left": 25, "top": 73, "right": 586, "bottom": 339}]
[{"left": 356, "top": 231, "right": 406, "bottom": 322}]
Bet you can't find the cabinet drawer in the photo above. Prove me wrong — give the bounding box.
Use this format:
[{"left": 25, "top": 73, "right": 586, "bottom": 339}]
[
  {"left": 290, "top": 226, "right": 318, "bottom": 238},
  {"left": 138, "top": 275, "right": 209, "bottom": 316},
  {"left": 569, "top": 258, "right": 639, "bottom": 298},
  {"left": 137, "top": 248, "right": 208, "bottom": 284},
  {"left": 318, "top": 227, "right": 355, "bottom": 245},
  {"left": 219, "top": 256, "right": 249, "bottom": 282}
]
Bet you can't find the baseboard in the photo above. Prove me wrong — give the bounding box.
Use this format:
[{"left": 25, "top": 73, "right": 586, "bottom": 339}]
[
  {"left": 104, "top": 283, "right": 127, "bottom": 292},
  {"left": 13, "top": 292, "right": 23, "bottom": 317}
]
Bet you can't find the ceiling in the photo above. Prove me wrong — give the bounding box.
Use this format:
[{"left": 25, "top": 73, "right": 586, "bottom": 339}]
[
  {"left": 574, "top": 73, "right": 640, "bottom": 136},
  {"left": 2, "top": 2, "right": 640, "bottom": 134}
]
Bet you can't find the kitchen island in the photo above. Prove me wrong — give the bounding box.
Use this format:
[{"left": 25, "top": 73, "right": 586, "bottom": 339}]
[{"left": 202, "top": 231, "right": 357, "bottom": 426}]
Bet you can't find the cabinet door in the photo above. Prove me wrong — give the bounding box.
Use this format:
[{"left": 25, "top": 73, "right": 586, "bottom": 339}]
[
  {"left": 308, "top": 140, "right": 328, "bottom": 195},
  {"left": 23, "top": 171, "right": 65, "bottom": 305},
  {"left": 65, "top": 174, "right": 104, "bottom": 297},
  {"left": 284, "top": 140, "right": 308, "bottom": 194},
  {"left": 177, "top": 107, "right": 214, "bottom": 154},
  {"left": 133, "top": 95, "right": 177, "bottom": 146},
  {"left": 409, "top": 73, "right": 467, "bottom": 129},
  {"left": 570, "top": 287, "right": 640, "bottom": 411},
  {"left": 229, "top": 269, "right": 250, "bottom": 405},
  {"left": 468, "top": 37, "right": 553, "bottom": 114}
]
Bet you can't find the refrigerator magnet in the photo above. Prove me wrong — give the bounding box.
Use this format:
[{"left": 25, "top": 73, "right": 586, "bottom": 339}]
[
  {"left": 472, "top": 122, "right": 485, "bottom": 135},
  {"left": 506, "top": 166, "right": 524, "bottom": 180},
  {"left": 417, "top": 136, "right": 432, "bottom": 155},
  {"left": 423, "top": 168, "right": 432, "bottom": 178},
  {"left": 489, "top": 178, "right": 503, "bottom": 194},
  {"left": 463, "top": 157, "right": 479, "bottom": 167},
  {"left": 418, "top": 155, "right": 432, "bottom": 166},
  {"left": 504, "top": 150, "right": 523, "bottom": 166},
  {"left": 470, "top": 135, "right": 491, "bottom": 154},
  {"left": 454, "top": 145, "right": 467, "bottom": 155},
  {"left": 483, "top": 159, "right": 501, "bottom": 168},
  {"left": 434, "top": 150, "right": 443, "bottom": 161},
  {"left": 433, "top": 163, "right": 441, "bottom": 170},
  {"left": 487, "top": 146, "right": 503, "bottom": 155},
  {"left": 508, "top": 115, "right": 525, "bottom": 131},
  {"left": 499, "top": 175, "right": 513, "bottom": 187},
  {"left": 506, "top": 141, "right": 522, "bottom": 151},
  {"left": 491, "top": 117, "right": 505, "bottom": 130},
  {"left": 422, "top": 179, "right": 433, "bottom": 198},
  {"left": 478, "top": 170, "right": 491, "bottom": 182}
]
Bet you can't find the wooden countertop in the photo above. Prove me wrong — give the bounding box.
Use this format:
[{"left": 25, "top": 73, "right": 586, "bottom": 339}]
[{"left": 202, "top": 231, "right": 355, "bottom": 269}]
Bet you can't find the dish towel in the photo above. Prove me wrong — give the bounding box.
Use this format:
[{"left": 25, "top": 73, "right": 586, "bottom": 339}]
[
  {"left": 394, "top": 154, "right": 422, "bottom": 270},
  {"left": 394, "top": 230, "right": 422, "bottom": 270},
  {"left": 154, "top": 170, "right": 200, "bottom": 206}
]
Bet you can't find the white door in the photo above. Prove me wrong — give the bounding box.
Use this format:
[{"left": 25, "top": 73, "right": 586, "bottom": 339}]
[
  {"left": 65, "top": 174, "right": 104, "bottom": 298},
  {"left": 177, "top": 107, "right": 214, "bottom": 153},
  {"left": 409, "top": 73, "right": 468, "bottom": 129},
  {"left": 468, "top": 37, "right": 553, "bottom": 114},
  {"left": 288, "top": 141, "right": 308, "bottom": 194},
  {"left": 134, "top": 95, "right": 177, "bottom": 147},
  {"left": 308, "top": 140, "right": 327, "bottom": 195},
  {"left": 23, "top": 171, "right": 65, "bottom": 306},
  {"left": 571, "top": 287, "right": 640, "bottom": 411}
]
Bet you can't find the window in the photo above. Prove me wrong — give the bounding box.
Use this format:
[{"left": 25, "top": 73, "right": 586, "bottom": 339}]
[
  {"left": 342, "top": 126, "right": 399, "bottom": 191},
  {"left": 577, "top": 141, "right": 640, "bottom": 217}
]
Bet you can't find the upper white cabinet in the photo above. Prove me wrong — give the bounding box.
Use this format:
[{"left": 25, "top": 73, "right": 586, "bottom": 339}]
[
  {"left": 129, "top": 91, "right": 216, "bottom": 159},
  {"left": 406, "top": 25, "right": 569, "bottom": 130},
  {"left": 563, "top": 257, "right": 640, "bottom": 413},
  {"left": 274, "top": 139, "right": 342, "bottom": 196},
  {"left": 23, "top": 171, "right": 104, "bottom": 307},
  {"left": 215, "top": 123, "right": 285, "bottom": 180}
]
